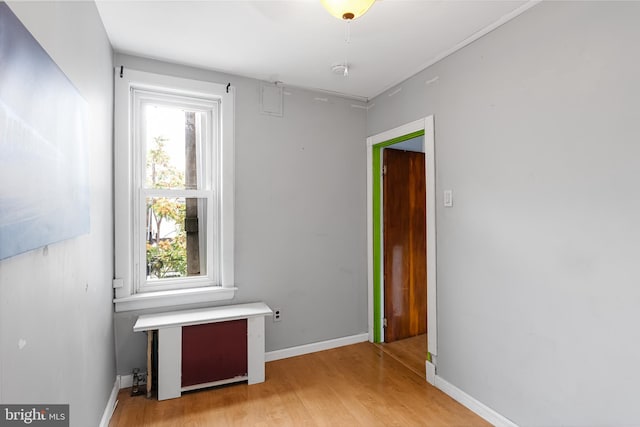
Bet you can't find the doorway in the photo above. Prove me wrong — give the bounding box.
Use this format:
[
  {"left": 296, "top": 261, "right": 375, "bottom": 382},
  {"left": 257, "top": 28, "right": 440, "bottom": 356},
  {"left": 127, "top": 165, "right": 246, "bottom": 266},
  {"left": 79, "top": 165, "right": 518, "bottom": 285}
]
[
  {"left": 383, "top": 147, "right": 427, "bottom": 343},
  {"left": 366, "top": 117, "right": 437, "bottom": 376}
]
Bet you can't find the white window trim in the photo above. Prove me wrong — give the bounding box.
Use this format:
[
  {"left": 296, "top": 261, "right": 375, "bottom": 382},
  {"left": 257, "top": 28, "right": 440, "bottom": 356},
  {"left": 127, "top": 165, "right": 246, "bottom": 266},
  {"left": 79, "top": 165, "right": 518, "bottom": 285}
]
[{"left": 113, "top": 68, "right": 235, "bottom": 312}]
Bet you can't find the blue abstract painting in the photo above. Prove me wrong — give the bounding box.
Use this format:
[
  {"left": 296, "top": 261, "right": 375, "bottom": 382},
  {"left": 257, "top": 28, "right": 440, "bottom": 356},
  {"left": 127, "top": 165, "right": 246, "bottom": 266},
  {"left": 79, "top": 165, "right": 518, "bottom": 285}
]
[{"left": 0, "top": 3, "right": 90, "bottom": 260}]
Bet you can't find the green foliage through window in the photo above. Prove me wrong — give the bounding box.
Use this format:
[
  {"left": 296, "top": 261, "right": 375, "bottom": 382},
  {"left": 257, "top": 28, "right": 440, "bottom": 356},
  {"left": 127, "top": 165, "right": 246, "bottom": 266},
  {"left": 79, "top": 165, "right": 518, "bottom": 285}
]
[{"left": 146, "top": 136, "right": 188, "bottom": 279}]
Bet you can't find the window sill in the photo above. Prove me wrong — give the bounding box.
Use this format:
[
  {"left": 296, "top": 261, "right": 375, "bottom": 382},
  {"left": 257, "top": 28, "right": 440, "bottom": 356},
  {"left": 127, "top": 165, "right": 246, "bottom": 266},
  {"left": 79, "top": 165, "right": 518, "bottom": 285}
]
[{"left": 113, "top": 286, "right": 237, "bottom": 312}]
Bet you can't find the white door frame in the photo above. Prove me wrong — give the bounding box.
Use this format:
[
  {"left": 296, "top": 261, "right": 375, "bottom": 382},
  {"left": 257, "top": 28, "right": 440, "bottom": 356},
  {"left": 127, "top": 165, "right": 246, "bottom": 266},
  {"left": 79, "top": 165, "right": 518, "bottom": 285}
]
[{"left": 366, "top": 116, "right": 437, "bottom": 357}]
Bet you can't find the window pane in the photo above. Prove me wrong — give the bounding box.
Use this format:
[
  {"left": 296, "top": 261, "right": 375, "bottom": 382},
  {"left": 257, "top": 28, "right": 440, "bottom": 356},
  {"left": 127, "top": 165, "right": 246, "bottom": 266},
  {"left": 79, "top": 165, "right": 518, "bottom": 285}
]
[
  {"left": 146, "top": 197, "right": 207, "bottom": 280},
  {"left": 144, "top": 104, "right": 206, "bottom": 190}
]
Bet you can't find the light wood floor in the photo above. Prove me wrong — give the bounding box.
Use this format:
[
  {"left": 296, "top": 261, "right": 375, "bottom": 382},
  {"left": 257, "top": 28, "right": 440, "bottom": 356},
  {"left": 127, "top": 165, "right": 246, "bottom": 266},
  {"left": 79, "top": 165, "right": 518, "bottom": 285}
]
[
  {"left": 109, "top": 341, "right": 489, "bottom": 426},
  {"left": 376, "top": 333, "right": 428, "bottom": 379}
]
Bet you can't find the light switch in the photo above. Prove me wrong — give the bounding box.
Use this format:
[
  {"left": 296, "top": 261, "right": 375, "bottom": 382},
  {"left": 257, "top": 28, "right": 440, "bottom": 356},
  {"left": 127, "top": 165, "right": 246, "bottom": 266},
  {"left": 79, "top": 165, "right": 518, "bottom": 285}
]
[{"left": 444, "top": 190, "right": 453, "bottom": 207}]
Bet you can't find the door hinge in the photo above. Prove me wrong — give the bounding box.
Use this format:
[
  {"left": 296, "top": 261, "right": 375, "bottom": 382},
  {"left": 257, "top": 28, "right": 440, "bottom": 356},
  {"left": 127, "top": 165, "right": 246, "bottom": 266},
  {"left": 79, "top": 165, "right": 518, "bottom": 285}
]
[
  {"left": 382, "top": 165, "right": 387, "bottom": 175},
  {"left": 383, "top": 318, "right": 388, "bottom": 328},
  {"left": 112, "top": 278, "right": 124, "bottom": 289}
]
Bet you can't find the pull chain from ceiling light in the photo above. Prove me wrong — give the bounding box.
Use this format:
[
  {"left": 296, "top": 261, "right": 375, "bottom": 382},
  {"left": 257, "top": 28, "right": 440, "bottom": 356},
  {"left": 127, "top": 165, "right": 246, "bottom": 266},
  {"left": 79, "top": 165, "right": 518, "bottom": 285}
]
[
  {"left": 343, "top": 19, "right": 351, "bottom": 77},
  {"left": 331, "top": 19, "right": 351, "bottom": 77}
]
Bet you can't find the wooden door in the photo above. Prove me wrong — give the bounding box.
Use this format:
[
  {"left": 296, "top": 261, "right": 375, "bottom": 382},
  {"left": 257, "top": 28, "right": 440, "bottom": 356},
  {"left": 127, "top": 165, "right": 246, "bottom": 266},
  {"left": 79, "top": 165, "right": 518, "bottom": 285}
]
[{"left": 383, "top": 148, "right": 427, "bottom": 343}]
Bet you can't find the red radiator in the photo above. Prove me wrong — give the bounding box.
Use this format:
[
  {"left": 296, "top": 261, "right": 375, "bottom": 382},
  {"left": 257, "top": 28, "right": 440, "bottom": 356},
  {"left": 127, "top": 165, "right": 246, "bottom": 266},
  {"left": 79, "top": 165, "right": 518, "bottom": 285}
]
[{"left": 181, "top": 319, "right": 248, "bottom": 387}]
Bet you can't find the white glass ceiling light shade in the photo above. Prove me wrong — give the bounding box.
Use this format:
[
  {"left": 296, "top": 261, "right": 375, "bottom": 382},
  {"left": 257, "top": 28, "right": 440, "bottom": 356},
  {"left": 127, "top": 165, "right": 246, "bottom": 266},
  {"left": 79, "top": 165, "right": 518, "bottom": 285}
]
[{"left": 321, "top": 0, "right": 375, "bottom": 20}]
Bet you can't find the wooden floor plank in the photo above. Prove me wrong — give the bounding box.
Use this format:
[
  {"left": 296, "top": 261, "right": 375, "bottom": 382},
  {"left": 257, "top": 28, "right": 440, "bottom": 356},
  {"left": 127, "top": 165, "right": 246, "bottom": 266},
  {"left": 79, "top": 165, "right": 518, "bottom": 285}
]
[
  {"left": 109, "top": 342, "right": 489, "bottom": 427},
  {"left": 376, "top": 333, "right": 428, "bottom": 379}
]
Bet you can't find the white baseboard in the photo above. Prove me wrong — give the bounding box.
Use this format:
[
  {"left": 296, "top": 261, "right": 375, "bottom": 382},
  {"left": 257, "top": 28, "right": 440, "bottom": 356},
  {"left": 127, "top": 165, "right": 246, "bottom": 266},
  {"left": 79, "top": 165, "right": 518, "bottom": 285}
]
[
  {"left": 265, "top": 333, "right": 369, "bottom": 362},
  {"left": 99, "top": 378, "right": 120, "bottom": 427},
  {"left": 119, "top": 374, "right": 133, "bottom": 389},
  {"left": 426, "top": 360, "right": 436, "bottom": 385},
  {"left": 434, "top": 375, "right": 519, "bottom": 427}
]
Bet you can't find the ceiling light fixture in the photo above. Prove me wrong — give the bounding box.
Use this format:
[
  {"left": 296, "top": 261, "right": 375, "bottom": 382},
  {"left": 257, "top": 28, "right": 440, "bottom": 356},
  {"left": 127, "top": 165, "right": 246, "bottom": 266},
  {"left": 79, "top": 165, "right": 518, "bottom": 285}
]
[
  {"left": 321, "top": 0, "right": 376, "bottom": 20},
  {"left": 332, "top": 63, "right": 349, "bottom": 77}
]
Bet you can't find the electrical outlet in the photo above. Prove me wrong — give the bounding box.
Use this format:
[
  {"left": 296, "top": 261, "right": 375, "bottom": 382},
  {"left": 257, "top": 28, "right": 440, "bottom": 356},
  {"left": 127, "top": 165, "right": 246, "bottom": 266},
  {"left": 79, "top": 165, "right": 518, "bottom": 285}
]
[{"left": 273, "top": 308, "right": 282, "bottom": 322}]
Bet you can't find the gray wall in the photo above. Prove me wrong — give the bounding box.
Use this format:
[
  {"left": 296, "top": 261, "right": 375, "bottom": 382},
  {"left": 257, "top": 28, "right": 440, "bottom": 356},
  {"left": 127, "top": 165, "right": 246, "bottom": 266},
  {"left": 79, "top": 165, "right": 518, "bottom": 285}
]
[
  {"left": 0, "top": 2, "right": 115, "bottom": 427},
  {"left": 368, "top": 2, "right": 640, "bottom": 425},
  {"left": 113, "top": 54, "right": 368, "bottom": 375}
]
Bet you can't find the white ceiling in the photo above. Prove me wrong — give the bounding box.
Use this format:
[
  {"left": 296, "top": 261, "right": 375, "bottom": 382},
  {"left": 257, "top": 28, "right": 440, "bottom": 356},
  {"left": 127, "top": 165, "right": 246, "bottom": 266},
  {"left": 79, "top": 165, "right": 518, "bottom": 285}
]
[{"left": 96, "top": 0, "right": 536, "bottom": 100}]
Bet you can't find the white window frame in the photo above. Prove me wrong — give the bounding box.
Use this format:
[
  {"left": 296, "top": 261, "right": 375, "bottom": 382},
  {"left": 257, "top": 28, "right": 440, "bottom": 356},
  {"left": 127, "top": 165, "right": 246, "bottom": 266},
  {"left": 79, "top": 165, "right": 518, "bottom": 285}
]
[
  {"left": 113, "top": 68, "right": 235, "bottom": 312},
  {"left": 134, "top": 91, "right": 216, "bottom": 292}
]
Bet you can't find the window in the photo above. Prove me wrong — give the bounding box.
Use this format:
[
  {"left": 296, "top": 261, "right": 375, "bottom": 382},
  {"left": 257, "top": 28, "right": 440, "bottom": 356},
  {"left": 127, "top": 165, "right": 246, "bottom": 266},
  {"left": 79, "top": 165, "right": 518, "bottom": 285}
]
[{"left": 114, "top": 69, "right": 235, "bottom": 311}]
